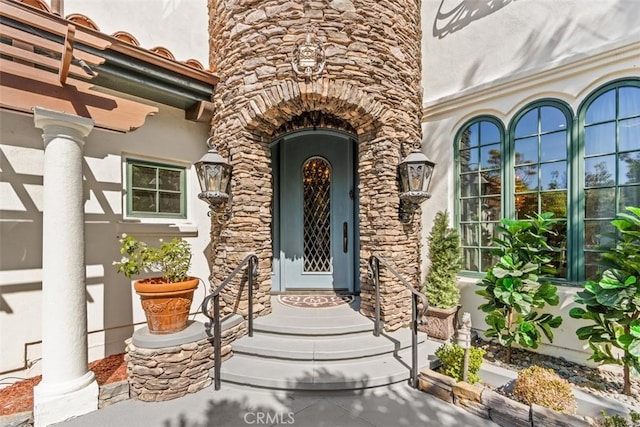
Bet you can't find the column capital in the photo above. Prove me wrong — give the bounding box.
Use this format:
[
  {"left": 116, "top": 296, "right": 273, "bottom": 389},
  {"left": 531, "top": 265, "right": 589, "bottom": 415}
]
[{"left": 33, "top": 107, "right": 94, "bottom": 140}]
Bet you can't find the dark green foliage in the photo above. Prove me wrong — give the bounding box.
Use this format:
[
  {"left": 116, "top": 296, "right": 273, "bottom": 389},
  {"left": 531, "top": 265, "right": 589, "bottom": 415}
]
[
  {"left": 476, "top": 212, "right": 564, "bottom": 363},
  {"left": 597, "top": 410, "right": 640, "bottom": 427},
  {"left": 424, "top": 210, "right": 461, "bottom": 309},
  {"left": 434, "top": 342, "right": 485, "bottom": 384},
  {"left": 570, "top": 206, "right": 640, "bottom": 396}
]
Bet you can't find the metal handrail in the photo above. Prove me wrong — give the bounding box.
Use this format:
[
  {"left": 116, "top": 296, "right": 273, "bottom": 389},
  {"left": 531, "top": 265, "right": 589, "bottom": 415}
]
[
  {"left": 201, "top": 253, "right": 258, "bottom": 390},
  {"left": 368, "top": 253, "right": 429, "bottom": 388}
]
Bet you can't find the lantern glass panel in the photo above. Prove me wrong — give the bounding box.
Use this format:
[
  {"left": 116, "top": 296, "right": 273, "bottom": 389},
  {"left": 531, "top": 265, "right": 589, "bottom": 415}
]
[
  {"left": 220, "top": 165, "right": 231, "bottom": 193},
  {"left": 423, "top": 164, "right": 434, "bottom": 192},
  {"left": 408, "top": 163, "right": 425, "bottom": 191},
  {"left": 198, "top": 163, "right": 222, "bottom": 193}
]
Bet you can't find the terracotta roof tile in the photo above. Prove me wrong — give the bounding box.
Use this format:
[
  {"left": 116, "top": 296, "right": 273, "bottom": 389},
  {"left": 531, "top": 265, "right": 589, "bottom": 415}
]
[
  {"left": 14, "top": 0, "right": 208, "bottom": 73},
  {"left": 112, "top": 31, "right": 140, "bottom": 46},
  {"left": 65, "top": 13, "right": 100, "bottom": 31}
]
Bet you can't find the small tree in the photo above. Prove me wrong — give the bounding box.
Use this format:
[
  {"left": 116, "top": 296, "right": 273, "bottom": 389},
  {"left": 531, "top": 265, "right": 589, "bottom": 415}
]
[
  {"left": 570, "top": 206, "right": 640, "bottom": 396},
  {"left": 423, "top": 210, "right": 461, "bottom": 309},
  {"left": 476, "top": 212, "right": 564, "bottom": 364}
]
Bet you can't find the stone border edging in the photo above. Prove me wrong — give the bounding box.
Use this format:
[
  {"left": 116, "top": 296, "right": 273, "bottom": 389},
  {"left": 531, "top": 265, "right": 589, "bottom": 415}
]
[
  {"left": 99, "top": 380, "right": 130, "bottom": 408},
  {"left": 0, "top": 380, "right": 131, "bottom": 427},
  {"left": 418, "top": 369, "right": 593, "bottom": 426}
]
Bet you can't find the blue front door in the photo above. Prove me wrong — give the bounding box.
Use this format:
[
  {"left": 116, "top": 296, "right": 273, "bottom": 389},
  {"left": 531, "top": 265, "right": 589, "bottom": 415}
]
[{"left": 273, "top": 130, "right": 355, "bottom": 292}]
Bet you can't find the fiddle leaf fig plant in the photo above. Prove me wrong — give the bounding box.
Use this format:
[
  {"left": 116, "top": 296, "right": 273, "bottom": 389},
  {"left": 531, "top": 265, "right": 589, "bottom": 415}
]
[
  {"left": 570, "top": 206, "right": 640, "bottom": 396},
  {"left": 476, "top": 212, "right": 564, "bottom": 364}
]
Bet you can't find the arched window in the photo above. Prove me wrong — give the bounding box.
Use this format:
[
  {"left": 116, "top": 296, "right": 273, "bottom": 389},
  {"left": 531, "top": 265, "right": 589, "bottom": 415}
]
[
  {"left": 456, "top": 118, "right": 504, "bottom": 272},
  {"left": 579, "top": 80, "right": 640, "bottom": 279},
  {"left": 455, "top": 81, "right": 640, "bottom": 285},
  {"left": 510, "top": 103, "right": 572, "bottom": 278}
]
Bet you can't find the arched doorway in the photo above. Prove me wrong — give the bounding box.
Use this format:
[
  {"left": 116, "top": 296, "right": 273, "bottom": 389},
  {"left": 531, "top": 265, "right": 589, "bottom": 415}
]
[{"left": 271, "top": 129, "right": 358, "bottom": 293}]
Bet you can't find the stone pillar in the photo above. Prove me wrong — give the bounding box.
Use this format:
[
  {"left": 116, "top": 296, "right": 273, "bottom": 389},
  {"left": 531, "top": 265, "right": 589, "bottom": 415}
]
[{"left": 32, "top": 108, "right": 98, "bottom": 427}]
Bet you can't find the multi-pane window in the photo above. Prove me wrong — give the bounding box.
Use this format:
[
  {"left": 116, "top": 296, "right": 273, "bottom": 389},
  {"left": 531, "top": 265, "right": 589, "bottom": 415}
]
[
  {"left": 126, "top": 160, "right": 186, "bottom": 218},
  {"left": 512, "top": 105, "right": 570, "bottom": 278},
  {"left": 455, "top": 79, "right": 639, "bottom": 282},
  {"left": 582, "top": 83, "right": 640, "bottom": 278},
  {"left": 457, "top": 119, "right": 503, "bottom": 272}
]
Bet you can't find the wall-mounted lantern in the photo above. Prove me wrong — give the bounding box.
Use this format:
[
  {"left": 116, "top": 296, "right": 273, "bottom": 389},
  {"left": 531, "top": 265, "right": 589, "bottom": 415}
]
[
  {"left": 291, "top": 26, "right": 325, "bottom": 81},
  {"left": 398, "top": 150, "right": 436, "bottom": 223},
  {"left": 195, "top": 138, "right": 233, "bottom": 222}
]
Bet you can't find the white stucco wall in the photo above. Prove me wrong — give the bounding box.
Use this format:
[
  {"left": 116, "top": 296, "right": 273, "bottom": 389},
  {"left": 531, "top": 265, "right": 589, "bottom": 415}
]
[
  {"left": 63, "top": 0, "right": 209, "bottom": 67},
  {"left": 420, "top": 0, "right": 640, "bottom": 364},
  {"left": 421, "top": 0, "right": 640, "bottom": 102},
  {"left": 0, "top": 102, "right": 213, "bottom": 383}
]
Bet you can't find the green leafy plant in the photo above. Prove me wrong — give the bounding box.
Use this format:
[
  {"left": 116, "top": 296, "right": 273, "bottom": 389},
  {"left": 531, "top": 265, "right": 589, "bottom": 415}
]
[
  {"left": 114, "top": 235, "right": 192, "bottom": 283},
  {"left": 570, "top": 206, "right": 640, "bottom": 396},
  {"left": 512, "top": 365, "right": 576, "bottom": 414},
  {"left": 434, "top": 342, "right": 485, "bottom": 384},
  {"left": 476, "top": 212, "right": 564, "bottom": 363},
  {"left": 597, "top": 410, "right": 640, "bottom": 427},
  {"left": 423, "top": 210, "right": 461, "bottom": 309}
]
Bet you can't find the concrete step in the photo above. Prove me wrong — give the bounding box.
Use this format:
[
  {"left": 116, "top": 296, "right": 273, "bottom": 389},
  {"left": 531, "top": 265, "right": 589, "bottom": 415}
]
[
  {"left": 233, "top": 328, "right": 425, "bottom": 361},
  {"left": 220, "top": 341, "right": 440, "bottom": 390},
  {"left": 252, "top": 310, "right": 375, "bottom": 336}
]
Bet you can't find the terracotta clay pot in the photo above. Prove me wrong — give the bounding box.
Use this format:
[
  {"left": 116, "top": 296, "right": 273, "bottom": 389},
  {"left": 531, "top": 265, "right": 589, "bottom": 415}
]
[
  {"left": 134, "top": 277, "right": 199, "bottom": 334},
  {"left": 420, "top": 305, "right": 460, "bottom": 341}
]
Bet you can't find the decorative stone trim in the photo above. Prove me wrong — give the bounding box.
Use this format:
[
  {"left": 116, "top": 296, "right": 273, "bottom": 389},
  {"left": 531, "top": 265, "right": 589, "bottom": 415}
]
[
  {"left": 125, "top": 320, "right": 247, "bottom": 402},
  {"left": 418, "top": 369, "right": 593, "bottom": 427},
  {"left": 98, "top": 380, "right": 129, "bottom": 409}
]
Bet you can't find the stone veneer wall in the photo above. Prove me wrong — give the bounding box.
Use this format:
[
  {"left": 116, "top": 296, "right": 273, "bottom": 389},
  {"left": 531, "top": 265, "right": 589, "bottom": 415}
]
[
  {"left": 208, "top": 0, "right": 424, "bottom": 330},
  {"left": 125, "top": 321, "right": 246, "bottom": 402}
]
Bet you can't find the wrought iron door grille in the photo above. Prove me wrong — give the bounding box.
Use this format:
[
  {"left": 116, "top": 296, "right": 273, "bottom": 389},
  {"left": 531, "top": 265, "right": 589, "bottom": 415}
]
[{"left": 303, "top": 157, "right": 331, "bottom": 272}]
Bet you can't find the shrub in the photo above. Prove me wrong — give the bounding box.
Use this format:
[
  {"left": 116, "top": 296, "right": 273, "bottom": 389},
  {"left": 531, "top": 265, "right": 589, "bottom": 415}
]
[
  {"left": 434, "top": 342, "right": 485, "bottom": 384},
  {"left": 597, "top": 410, "right": 640, "bottom": 427},
  {"left": 513, "top": 365, "right": 576, "bottom": 414},
  {"left": 423, "top": 210, "right": 461, "bottom": 309}
]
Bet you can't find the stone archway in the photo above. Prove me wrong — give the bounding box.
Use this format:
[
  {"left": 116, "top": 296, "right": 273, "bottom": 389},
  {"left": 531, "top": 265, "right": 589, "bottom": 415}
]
[{"left": 208, "top": 78, "right": 422, "bottom": 330}]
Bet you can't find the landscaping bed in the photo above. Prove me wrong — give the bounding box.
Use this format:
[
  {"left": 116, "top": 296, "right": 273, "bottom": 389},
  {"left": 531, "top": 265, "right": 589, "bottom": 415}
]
[
  {"left": 0, "top": 353, "right": 128, "bottom": 421},
  {"left": 420, "top": 338, "right": 639, "bottom": 426}
]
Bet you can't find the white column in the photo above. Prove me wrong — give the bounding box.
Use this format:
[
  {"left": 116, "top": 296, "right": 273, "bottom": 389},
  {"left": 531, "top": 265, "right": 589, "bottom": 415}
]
[{"left": 33, "top": 108, "right": 98, "bottom": 427}]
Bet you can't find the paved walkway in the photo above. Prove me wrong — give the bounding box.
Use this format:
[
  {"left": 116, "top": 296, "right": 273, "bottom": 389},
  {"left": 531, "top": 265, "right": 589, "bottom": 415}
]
[{"left": 54, "top": 382, "right": 498, "bottom": 427}]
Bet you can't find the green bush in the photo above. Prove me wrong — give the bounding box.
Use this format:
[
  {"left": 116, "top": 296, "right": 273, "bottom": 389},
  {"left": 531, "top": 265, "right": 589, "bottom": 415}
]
[
  {"left": 513, "top": 365, "right": 576, "bottom": 414},
  {"left": 423, "top": 210, "right": 461, "bottom": 309},
  {"left": 434, "top": 342, "right": 485, "bottom": 384},
  {"left": 597, "top": 410, "right": 640, "bottom": 427}
]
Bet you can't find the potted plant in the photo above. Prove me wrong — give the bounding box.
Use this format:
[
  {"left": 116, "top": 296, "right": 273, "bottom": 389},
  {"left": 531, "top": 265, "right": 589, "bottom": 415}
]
[
  {"left": 421, "top": 210, "right": 462, "bottom": 340},
  {"left": 114, "top": 235, "right": 199, "bottom": 334}
]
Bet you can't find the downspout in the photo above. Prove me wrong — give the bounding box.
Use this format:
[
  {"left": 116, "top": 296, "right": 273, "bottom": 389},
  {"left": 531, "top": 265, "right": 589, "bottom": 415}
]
[{"left": 51, "top": 0, "right": 63, "bottom": 16}]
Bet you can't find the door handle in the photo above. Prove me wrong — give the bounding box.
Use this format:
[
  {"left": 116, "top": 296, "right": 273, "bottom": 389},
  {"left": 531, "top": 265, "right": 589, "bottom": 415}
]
[{"left": 343, "top": 222, "right": 348, "bottom": 253}]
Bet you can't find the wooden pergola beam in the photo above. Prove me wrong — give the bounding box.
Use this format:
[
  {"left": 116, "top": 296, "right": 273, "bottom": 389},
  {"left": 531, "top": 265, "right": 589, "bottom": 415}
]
[{"left": 58, "top": 24, "right": 75, "bottom": 84}]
